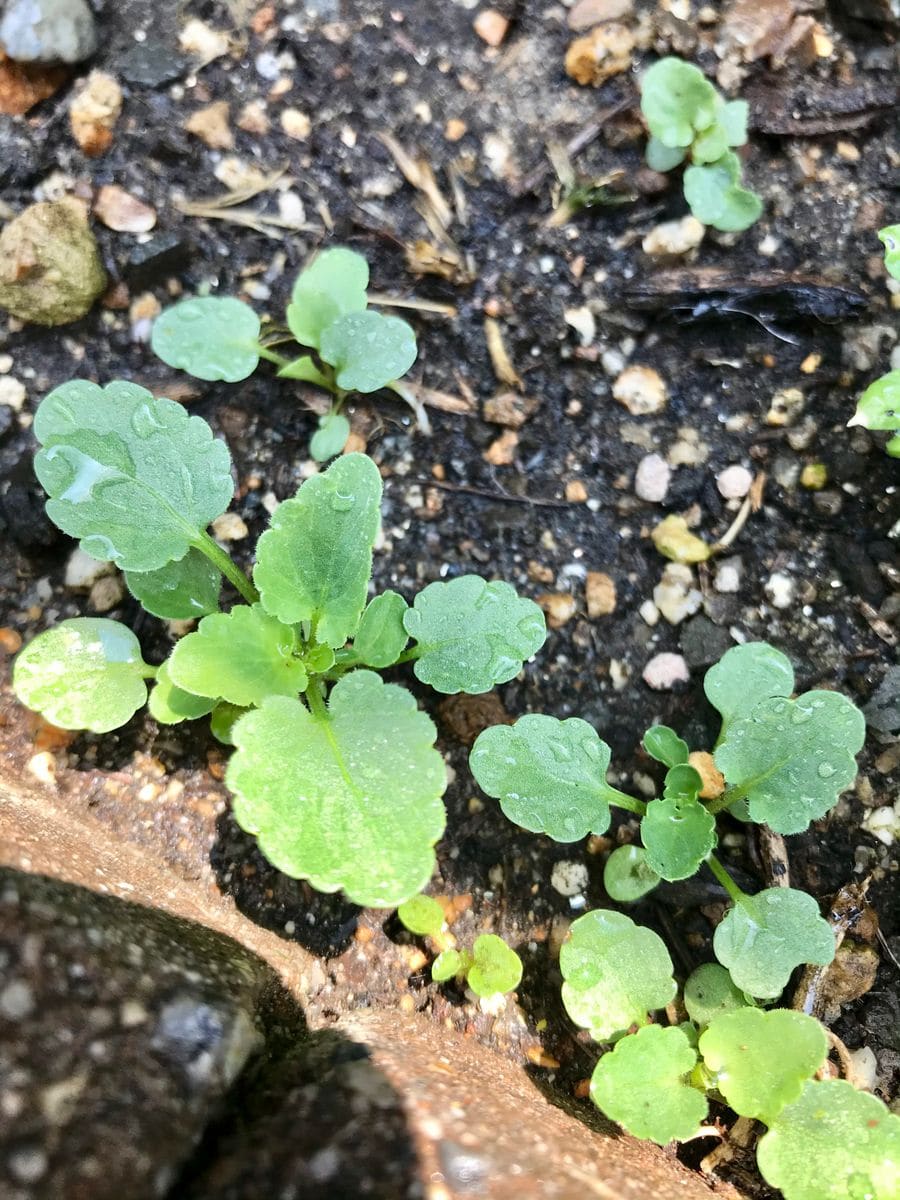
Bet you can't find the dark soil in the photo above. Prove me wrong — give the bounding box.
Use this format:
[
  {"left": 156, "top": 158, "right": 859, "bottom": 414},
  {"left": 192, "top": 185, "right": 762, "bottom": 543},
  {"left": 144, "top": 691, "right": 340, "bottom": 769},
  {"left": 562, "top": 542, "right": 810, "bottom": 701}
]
[{"left": 1, "top": 1, "right": 899, "bottom": 1196}]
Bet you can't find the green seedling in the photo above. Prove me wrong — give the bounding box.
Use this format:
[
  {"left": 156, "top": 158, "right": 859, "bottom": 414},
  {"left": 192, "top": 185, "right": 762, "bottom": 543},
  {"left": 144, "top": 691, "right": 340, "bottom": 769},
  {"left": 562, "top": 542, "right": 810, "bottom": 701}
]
[
  {"left": 640, "top": 57, "right": 762, "bottom": 233},
  {"left": 432, "top": 934, "right": 523, "bottom": 999},
  {"left": 12, "top": 379, "right": 546, "bottom": 909},
  {"left": 151, "top": 246, "right": 419, "bottom": 462},
  {"left": 850, "top": 224, "right": 900, "bottom": 456}
]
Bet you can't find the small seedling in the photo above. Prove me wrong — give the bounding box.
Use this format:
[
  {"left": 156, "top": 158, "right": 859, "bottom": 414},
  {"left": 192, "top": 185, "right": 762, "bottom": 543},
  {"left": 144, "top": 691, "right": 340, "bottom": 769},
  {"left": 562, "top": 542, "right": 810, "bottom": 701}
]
[
  {"left": 432, "top": 934, "right": 523, "bottom": 999},
  {"left": 151, "top": 246, "right": 418, "bottom": 462},
  {"left": 850, "top": 224, "right": 900, "bottom": 456},
  {"left": 640, "top": 57, "right": 762, "bottom": 233},
  {"left": 13, "top": 379, "right": 546, "bottom": 908},
  {"left": 470, "top": 640, "right": 900, "bottom": 1196}
]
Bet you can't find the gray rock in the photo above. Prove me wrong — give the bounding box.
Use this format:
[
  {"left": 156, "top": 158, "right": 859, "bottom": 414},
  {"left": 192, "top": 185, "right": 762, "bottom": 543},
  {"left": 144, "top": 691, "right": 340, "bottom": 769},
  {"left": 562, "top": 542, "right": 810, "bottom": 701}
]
[
  {"left": 864, "top": 666, "right": 900, "bottom": 733},
  {"left": 0, "top": 0, "right": 98, "bottom": 64}
]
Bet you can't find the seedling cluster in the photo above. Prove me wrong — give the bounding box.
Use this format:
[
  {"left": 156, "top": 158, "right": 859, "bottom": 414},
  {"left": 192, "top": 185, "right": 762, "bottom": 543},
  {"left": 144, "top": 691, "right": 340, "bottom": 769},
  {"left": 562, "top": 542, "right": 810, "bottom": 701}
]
[
  {"left": 640, "top": 57, "right": 762, "bottom": 232},
  {"left": 397, "top": 895, "right": 523, "bottom": 999},
  {"left": 850, "top": 225, "right": 900, "bottom": 456},
  {"left": 150, "top": 247, "right": 418, "bottom": 461}
]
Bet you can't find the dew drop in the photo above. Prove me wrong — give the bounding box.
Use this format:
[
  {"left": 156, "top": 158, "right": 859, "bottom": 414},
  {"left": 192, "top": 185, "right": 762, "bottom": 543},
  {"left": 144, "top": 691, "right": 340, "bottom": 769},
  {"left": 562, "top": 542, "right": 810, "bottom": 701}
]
[
  {"left": 817, "top": 763, "right": 835, "bottom": 779},
  {"left": 331, "top": 491, "right": 355, "bottom": 512},
  {"left": 131, "top": 402, "right": 166, "bottom": 439},
  {"left": 46, "top": 446, "right": 122, "bottom": 504}
]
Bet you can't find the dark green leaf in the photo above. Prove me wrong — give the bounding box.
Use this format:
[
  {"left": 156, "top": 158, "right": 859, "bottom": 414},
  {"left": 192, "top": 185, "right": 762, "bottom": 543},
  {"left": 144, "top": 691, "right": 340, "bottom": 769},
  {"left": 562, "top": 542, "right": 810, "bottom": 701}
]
[{"left": 125, "top": 548, "right": 221, "bottom": 620}]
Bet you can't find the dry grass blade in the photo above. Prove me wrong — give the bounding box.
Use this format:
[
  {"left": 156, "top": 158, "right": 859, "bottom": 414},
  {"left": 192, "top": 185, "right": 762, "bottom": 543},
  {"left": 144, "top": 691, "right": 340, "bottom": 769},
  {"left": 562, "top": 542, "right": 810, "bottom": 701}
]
[
  {"left": 174, "top": 168, "right": 320, "bottom": 239},
  {"left": 484, "top": 317, "right": 523, "bottom": 388},
  {"left": 378, "top": 132, "right": 454, "bottom": 230},
  {"left": 366, "top": 292, "right": 457, "bottom": 317}
]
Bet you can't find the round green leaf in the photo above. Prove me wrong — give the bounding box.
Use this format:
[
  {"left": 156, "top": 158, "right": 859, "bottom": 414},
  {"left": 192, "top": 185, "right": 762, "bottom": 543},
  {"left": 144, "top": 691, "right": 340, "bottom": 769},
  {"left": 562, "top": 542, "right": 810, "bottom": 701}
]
[
  {"left": 13, "top": 618, "right": 150, "bottom": 733},
  {"left": 691, "top": 120, "right": 730, "bottom": 165},
  {"left": 879, "top": 225, "right": 900, "bottom": 281},
  {"left": 148, "top": 660, "right": 216, "bottom": 725},
  {"left": 642, "top": 725, "right": 689, "bottom": 768},
  {"left": 404, "top": 575, "right": 546, "bottom": 695},
  {"left": 470, "top": 714, "right": 614, "bottom": 841},
  {"left": 226, "top": 672, "right": 447, "bottom": 908},
  {"left": 254, "top": 453, "right": 382, "bottom": 648},
  {"left": 560, "top": 909, "right": 676, "bottom": 1042},
  {"left": 683, "top": 156, "right": 762, "bottom": 233},
  {"left": 468, "top": 934, "right": 523, "bottom": 998},
  {"left": 432, "top": 948, "right": 466, "bottom": 982},
  {"left": 34, "top": 380, "right": 234, "bottom": 572},
  {"left": 309, "top": 411, "right": 350, "bottom": 462},
  {"left": 640, "top": 57, "right": 719, "bottom": 148},
  {"left": 125, "top": 548, "right": 221, "bottom": 620},
  {"left": 209, "top": 702, "right": 249, "bottom": 746},
  {"left": 715, "top": 690, "right": 866, "bottom": 834},
  {"left": 645, "top": 135, "right": 686, "bottom": 173},
  {"left": 353, "top": 590, "right": 409, "bottom": 669},
  {"left": 757, "top": 1079, "right": 900, "bottom": 1200},
  {"left": 704, "top": 642, "right": 795, "bottom": 731},
  {"left": 714, "top": 888, "right": 835, "bottom": 1000},
  {"left": 683, "top": 963, "right": 748, "bottom": 1027},
  {"left": 286, "top": 247, "right": 369, "bottom": 349},
  {"left": 700, "top": 1008, "right": 827, "bottom": 1124},
  {"left": 319, "top": 310, "right": 417, "bottom": 393},
  {"left": 168, "top": 604, "right": 307, "bottom": 706},
  {"left": 397, "top": 894, "right": 444, "bottom": 938},
  {"left": 641, "top": 794, "right": 716, "bottom": 881},
  {"left": 151, "top": 296, "right": 261, "bottom": 382},
  {"left": 720, "top": 99, "right": 749, "bottom": 147},
  {"left": 851, "top": 370, "right": 900, "bottom": 434},
  {"left": 603, "top": 845, "right": 660, "bottom": 903},
  {"left": 590, "top": 1025, "right": 707, "bottom": 1145}
]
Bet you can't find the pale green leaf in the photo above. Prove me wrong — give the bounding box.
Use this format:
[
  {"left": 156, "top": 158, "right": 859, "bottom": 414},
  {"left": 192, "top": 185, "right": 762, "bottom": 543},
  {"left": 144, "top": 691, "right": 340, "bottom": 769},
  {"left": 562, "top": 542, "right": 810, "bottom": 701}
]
[
  {"left": 603, "top": 845, "right": 660, "bottom": 903},
  {"left": 34, "top": 380, "right": 234, "bottom": 572},
  {"left": 168, "top": 604, "right": 306, "bottom": 706},
  {"left": 640, "top": 792, "right": 716, "bottom": 881},
  {"left": 879, "top": 225, "right": 900, "bottom": 281},
  {"left": 714, "top": 887, "right": 835, "bottom": 1000},
  {"left": 397, "top": 894, "right": 444, "bottom": 937},
  {"left": 683, "top": 963, "right": 748, "bottom": 1027},
  {"left": 720, "top": 99, "right": 749, "bottom": 147},
  {"left": 148, "top": 660, "right": 216, "bottom": 725},
  {"left": 253, "top": 453, "right": 382, "bottom": 647},
  {"left": 353, "top": 590, "right": 409, "bottom": 668},
  {"left": 286, "top": 247, "right": 369, "bottom": 349},
  {"left": 560, "top": 909, "right": 676, "bottom": 1041},
  {"left": 590, "top": 1025, "right": 707, "bottom": 1144},
  {"left": 432, "top": 948, "right": 466, "bottom": 982},
  {"left": 320, "top": 310, "right": 417, "bottom": 393},
  {"left": 683, "top": 155, "right": 762, "bottom": 233},
  {"left": 209, "top": 702, "right": 248, "bottom": 746},
  {"left": 715, "top": 690, "right": 865, "bottom": 834},
  {"left": 309, "top": 411, "right": 350, "bottom": 462},
  {"left": 13, "top": 618, "right": 150, "bottom": 733},
  {"left": 642, "top": 725, "right": 689, "bottom": 768},
  {"left": 276, "top": 355, "right": 334, "bottom": 389},
  {"left": 404, "top": 575, "right": 546, "bottom": 695},
  {"left": 704, "top": 642, "right": 794, "bottom": 730},
  {"left": 641, "top": 57, "right": 719, "bottom": 148},
  {"left": 467, "top": 934, "right": 522, "bottom": 998},
  {"left": 757, "top": 1080, "right": 900, "bottom": 1200},
  {"left": 850, "top": 371, "right": 900, "bottom": 434},
  {"left": 151, "top": 297, "right": 261, "bottom": 382},
  {"left": 646, "top": 136, "right": 686, "bottom": 172},
  {"left": 699, "top": 1008, "right": 827, "bottom": 1123},
  {"left": 691, "top": 120, "right": 729, "bottom": 165},
  {"left": 470, "top": 714, "right": 613, "bottom": 841},
  {"left": 125, "top": 548, "right": 221, "bottom": 619},
  {"left": 226, "top": 672, "right": 446, "bottom": 907}
]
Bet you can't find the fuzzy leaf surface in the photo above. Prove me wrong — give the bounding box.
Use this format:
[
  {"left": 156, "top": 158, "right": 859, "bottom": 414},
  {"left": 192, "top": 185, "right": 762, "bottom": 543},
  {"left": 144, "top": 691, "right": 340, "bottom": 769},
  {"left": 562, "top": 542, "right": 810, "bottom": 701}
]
[
  {"left": 227, "top": 672, "right": 446, "bottom": 907},
  {"left": 397, "top": 894, "right": 444, "bottom": 937},
  {"left": 603, "top": 845, "right": 660, "bottom": 903},
  {"left": 151, "top": 297, "right": 261, "bottom": 382},
  {"left": 432, "top": 949, "right": 466, "bottom": 982},
  {"left": 468, "top": 935, "right": 522, "bottom": 998},
  {"left": 309, "top": 411, "right": 350, "bottom": 462},
  {"left": 276, "top": 355, "right": 334, "bottom": 389},
  {"left": 404, "top": 575, "right": 546, "bottom": 695},
  {"left": 704, "top": 642, "right": 794, "bottom": 730},
  {"left": 851, "top": 371, "right": 900, "bottom": 435},
  {"left": 148, "top": 661, "right": 216, "bottom": 725},
  {"left": 642, "top": 725, "right": 689, "bottom": 768},
  {"left": 34, "top": 380, "right": 234, "bottom": 572},
  {"left": 320, "top": 310, "right": 417, "bottom": 393},
  {"left": 470, "top": 714, "right": 614, "bottom": 841},
  {"left": 253, "top": 453, "right": 382, "bottom": 647},
  {"left": 353, "top": 590, "right": 409, "bottom": 668},
  {"left": 683, "top": 153, "right": 762, "bottom": 233},
  {"left": 683, "top": 963, "right": 748, "bottom": 1027},
  {"left": 286, "top": 247, "right": 369, "bottom": 348},
  {"left": 125, "top": 548, "right": 221, "bottom": 620},
  {"left": 640, "top": 792, "right": 716, "bottom": 881}
]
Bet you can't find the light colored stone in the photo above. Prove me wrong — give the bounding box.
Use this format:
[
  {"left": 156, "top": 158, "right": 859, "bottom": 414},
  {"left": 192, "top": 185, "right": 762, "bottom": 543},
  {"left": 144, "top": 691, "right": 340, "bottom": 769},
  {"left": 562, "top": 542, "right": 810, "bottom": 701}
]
[
  {"left": 634, "top": 452, "right": 671, "bottom": 502},
  {"left": 643, "top": 652, "right": 690, "bottom": 690},
  {"left": 642, "top": 216, "right": 705, "bottom": 258},
  {"left": 89, "top": 574, "right": 125, "bottom": 613},
  {"left": 473, "top": 8, "right": 509, "bottom": 46},
  {"left": 65, "top": 548, "right": 113, "bottom": 590},
  {"left": 565, "top": 23, "right": 634, "bottom": 86},
  {"left": 613, "top": 365, "right": 667, "bottom": 416},
  {"left": 639, "top": 599, "right": 660, "bottom": 626},
  {"left": 585, "top": 571, "right": 616, "bottom": 618},
  {"left": 93, "top": 185, "right": 156, "bottom": 234},
  {"left": 716, "top": 464, "right": 753, "bottom": 500},
  {"left": 538, "top": 593, "right": 577, "bottom": 628},
  {"left": 212, "top": 512, "right": 249, "bottom": 542},
  {"left": 69, "top": 70, "right": 122, "bottom": 157},
  {"left": 653, "top": 563, "right": 702, "bottom": 625},
  {"left": 688, "top": 751, "right": 725, "bottom": 800},
  {"left": 714, "top": 556, "right": 742, "bottom": 594},
  {"left": 550, "top": 860, "right": 589, "bottom": 897},
  {"left": 568, "top": 0, "right": 634, "bottom": 31},
  {"left": 483, "top": 428, "right": 519, "bottom": 465},
  {"left": 178, "top": 18, "right": 229, "bottom": 62},
  {"left": 185, "top": 101, "right": 234, "bottom": 150},
  {"left": 765, "top": 571, "right": 795, "bottom": 609},
  {"left": 0, "top": 0, "right": 97, "bottom": 64},
  {"left": 0, "top": 376, "right": 26, "bottom": 410},
  {"left": 280, "top": 107, "right": 311, "bottom": 140},
  {"left": 862, "top": 799, "right": 900, "bottom": 847},
  {"left": 564, "top": 305, "right": 596, "bottom": 346}
]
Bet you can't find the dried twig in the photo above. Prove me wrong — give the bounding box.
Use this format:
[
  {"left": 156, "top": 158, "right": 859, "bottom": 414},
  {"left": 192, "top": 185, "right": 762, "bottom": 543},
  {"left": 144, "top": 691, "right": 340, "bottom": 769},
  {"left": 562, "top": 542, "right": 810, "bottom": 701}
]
[
  {"left": 484, "top": 317, "right": 523, "bottom": 388},
  {"left": 366, "top": 292, "right": 457, "bottom": 317},
  {"left": 511, "top": 94, "right": 634, "bottom": 198}
]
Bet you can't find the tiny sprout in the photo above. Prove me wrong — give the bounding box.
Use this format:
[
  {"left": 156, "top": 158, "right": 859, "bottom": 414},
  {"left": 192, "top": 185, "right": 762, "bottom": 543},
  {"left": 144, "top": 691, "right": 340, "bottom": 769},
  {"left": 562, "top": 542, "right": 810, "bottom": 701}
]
[
  {"left": 432, "top": 935, "right": 523, "bottom": 999},
  {"left": 397, "top": 894, "right": 445, "bottom": 938},
  {"left": 850, "top": 224, "right": 900, "bottom": 456}
]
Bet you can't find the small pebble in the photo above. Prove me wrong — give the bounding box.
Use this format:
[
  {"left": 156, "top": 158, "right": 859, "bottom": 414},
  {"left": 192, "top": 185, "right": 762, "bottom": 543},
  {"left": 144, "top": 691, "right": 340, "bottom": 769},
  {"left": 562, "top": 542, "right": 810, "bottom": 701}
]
[
  {"left": 473, "top": 8, "right": 509, "bottom": 47},
  {"left": 613, "top": 365, "right": 667, "bottom": 416},
  {"left": 0, "top": 376, "right": 26, "bottom": 410},
  {"left": 714, "top": 556, "right": 742, "bottom": 594},
  {"left": 716, "top": 464, "right": 753, "bottom": 500},
  {"left": 89, "top": 574, "right": 125, "bottom": 612},
  {"left": 634, "top": 452, "right": 671, "bottom": 502},
  {"left": 551, "top": 860, "right": 589, "bottom": 897},
  {"left": 65, "top": 547, "right": 112, "bottom": 589},
  {"left": 538, "top": 593, "right": 577, "bottom": 628},
  {"left": 642, "top": 215, "right": 705, "bottom": 258},
  {"left": 585, "top": 571, "right": 616, "bottom": 618},
  {"left": 211, "top": 512, "right": 249, "bottom": 541},
  {"left": 642, "top": 652, "right": 690, "bottom": 690},
  {"left": 653, "top": 563, "right": 702, "bottom": 625},
  {"left": 765, "top": 571, "right": 795, "bottom": 610},
  {"left": 280, "top": 108, "right": 311, "bottom": 140}
]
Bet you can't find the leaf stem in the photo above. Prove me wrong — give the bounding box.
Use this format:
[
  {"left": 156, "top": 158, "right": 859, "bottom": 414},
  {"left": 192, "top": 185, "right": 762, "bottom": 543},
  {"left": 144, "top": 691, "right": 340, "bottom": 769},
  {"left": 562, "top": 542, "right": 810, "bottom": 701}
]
[
  {"left": 305, "top": 679, "right": 329, "bottom": 721},
  {"left": 195, "top": 532, "right": 259, "bottom": 605},
  {"left": 605, "top": 787, "right": 647, "bottom": 817},
  {"left": 140, "top": 664, "right": 159, "bottom": 680},
  {"left": 256, "top": 344, "right": 290, "bottom": 369},
  {"left": 394, "top": 646, "right": 422, "bottom": 666},
  {"left": 705, "top": 784, "right": 747, "bottom": 815},
  {"left": 707, "top": 853, "right": 747, "bottom": 904}
]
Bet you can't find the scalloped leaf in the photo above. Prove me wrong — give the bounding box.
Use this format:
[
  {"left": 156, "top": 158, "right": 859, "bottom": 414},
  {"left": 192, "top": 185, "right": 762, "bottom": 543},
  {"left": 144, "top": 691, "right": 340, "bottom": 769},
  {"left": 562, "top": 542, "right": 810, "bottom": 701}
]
[
  {"left": 168, "top": 604, "right": 306, "bottom": 706},
  {"left": 715, "top": 690, "right": 865, "bottom": 834},
  {"left": 148, "top": 660, "right": 216, "bottom": 725},
  {"left": 683, "top": 963, "right": 749, "bottom": 1027},
  {"left": 757, "top": 1080, "right": 900, "bottom": 1200},
  {"left": 590, "top": 1025, "right": 707, "bottom": 1145},
  {"left": 309, "top": 411, "right": 350, "bottom": 462},
  {"left": 151, "top": 296, "right": 261, "bottom": 382},
  {"left": 353, "top": 590, "right": 409, "bottom": 668},
  {"left": 642, "top": 725, "right": 689, "bottom": 768},
  {"left": 125, "top": 549, "right": 221, "bottom": 620},
  {"left": 646, "top": 136, "right": 686, "bottom": 172},
  {"left": 470, "top": 714, "right": 614, "bottom": 841},
  {"left": 286, "top": 247, "right": 369, "bottom": 349},
  {"left": 319, "top": 310, "right": 417, "bottom": 393},
  {"left": 253, "top": 453, "right": 382, "bottom": 647},
  {"left": 640, "top": 791, "right": 716, "bottom": 882},
  {"left": 404, "top": 575, "right": 546, "bottom": 695},
  {"left": 226, "top": 672, "right": 446, "bottom": 907},
  {"left": 209, "top": 702, "right": 248, "bottom": 746},
  {"left": 704, "top": 642, "right": 795, "bottom": 730},
  {"left": 603, "top": 845, "right": 660, "bottom": 903},
  {"left": 699, "top": 1008, "right": 827, "bottom": 1123},
  {"left": 397, "top": 894, "right": 444, "bottom": 938},
  {"left": 714, "top": 887, "right": 835, "bottom": 1000},
  {"left": 683, "top": 152, "right": 762, "bottom": 233},
  {"left": 640, "top": 57, "right": 719, "bottom": 148},
  {"left": 468, "top": 934, "right": 523, "bottom": 998},
  {"left": 560, "top": 909, "right": 676, "bottom": 1041},
  {"left": 34, "top": 380, "right": 234, "bottom": 572},
  {"left": 13, "top": 618, "right": 150, "bottom": 733},
  {"left": 879, "top": 225, "right": 900, "bottom": 282}
]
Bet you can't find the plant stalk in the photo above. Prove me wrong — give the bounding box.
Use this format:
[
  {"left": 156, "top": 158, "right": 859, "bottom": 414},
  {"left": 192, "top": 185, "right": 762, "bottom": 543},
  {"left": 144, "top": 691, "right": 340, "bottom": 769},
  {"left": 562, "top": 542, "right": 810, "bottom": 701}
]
[
  {"left": 707, "top": 853, "right": 747, "bottom": 904},
  {"left": 195, "top": 532, "right": 259, "bottom": 605}
]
